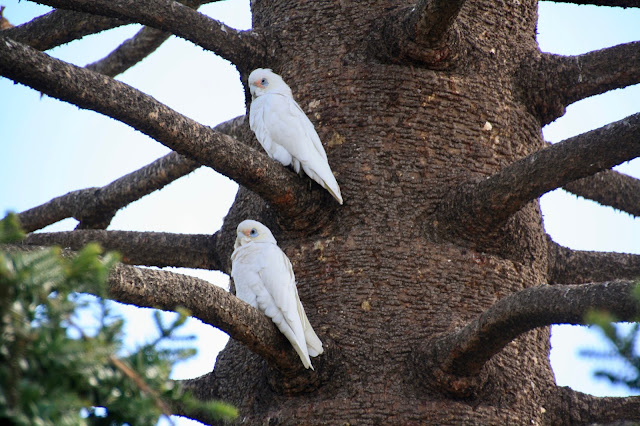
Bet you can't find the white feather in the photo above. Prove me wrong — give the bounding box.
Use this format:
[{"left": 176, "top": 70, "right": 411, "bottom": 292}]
[
  {"left": 231, "top": 220, "right": 324, "bottom": 369},
  {"left": 248, "top": 68, "right": 343, "bottom": 204}
]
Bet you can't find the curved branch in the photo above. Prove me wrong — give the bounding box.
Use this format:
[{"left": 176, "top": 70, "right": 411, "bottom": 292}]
[
  {"left": 85, "top": 26, "right": 170, "bottom": 77},
  {"left": 0, "top": 37, "right": 332, "bottom": 230},
  {"left": 2, "top": 0, "right": 214, "bottom": 52},
  {"left": 433, "top": 112, "right": 640, "bottom": 241},
  {"left": 17, "top": 152, "right": 199, "bottom": 232},
  {"left": 417, "top": 281, "right": 640, "bottom": 396},
  {"left": 107, "top": 263, "right": 309, "bottom": 376},
  {"left": 545, "top": 386, "right": 640, "bottom": 425},
  {"left": 562, "top": 169, "right": 640, "bottom": 218},
  {"left": 1, "top": 9, "right": 127, "bottom": 51},
  {"left": 376, "top": 0, "right": 465, "bottom": 66},
  {"left": 547, "top": 237, "right": 640, "bottom": 285},
  {"left": 542, "top": 0, "right": 640, "bottom": 7},
  {"left": 34, "top": 0, "right": 266, "bottom": 72},
  {"left": 520, "top": 42, "right": 640, "bottom": 125},
  {"left": 22, "top": 230, "right": 224, "bottom": 270}
]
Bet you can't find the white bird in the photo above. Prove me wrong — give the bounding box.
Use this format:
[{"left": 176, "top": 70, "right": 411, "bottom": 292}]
[
  {"left": 230, "top": 219, "right": 324, "bottom": 369},
  {"left": 248, "top": 68, "right": 343, "bottom": 204}
]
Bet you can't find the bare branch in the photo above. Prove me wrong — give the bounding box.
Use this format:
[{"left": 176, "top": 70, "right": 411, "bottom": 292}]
[
  {"left": 562, "top": 169, "right": 640, "bottom": 218},
  {"left": 107, "top": 263, "right": 310, "bottom": 376},
  {"left": 1, "top": 0, "right": 214, "bottom": 52},
  {"left": 545, "top": 386, "right": 640, "bottom": 425},
  {"left": 34, "top": 0, "right": 266, "bottom": 72},
  {"left": 0, "top": 37, "right": 332, "bottom": 230},
  {"left": 520, "top": 42, "right": 640, "bottom": 125},
  {"left": 542, "top": 0, "right": 640, "bottom": 7},
  {"left": 16, "top": 152, "right": 199, "bottom": 232},
  {"left": 85, "top": 26, "right": 170, "bottom": 77},
  {"left": 22, "top": 230, "right": 223, "bottom": 270},
  {"left": 2, "top": 9, "right": 127, "bottom": 51},
  {"left": 547, "top": 237, "right": 640, "bottom": 284},
  {"left": 376, "top": 0, "right": 465, "bottom": 66},
  {"left": 433, "top": 112, "right": 640, "bottom": 241},
  {"left": 417, "top": 281, "right": 640, "bottom": 396}
]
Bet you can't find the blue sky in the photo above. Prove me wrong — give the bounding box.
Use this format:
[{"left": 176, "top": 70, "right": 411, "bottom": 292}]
[{"left": 1, "top": 0, "right": 640, "bottom": 423}]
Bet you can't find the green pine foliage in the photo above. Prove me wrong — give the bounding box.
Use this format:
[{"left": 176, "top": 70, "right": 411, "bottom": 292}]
[
  {"left": 0, "top": 213, "right": 237, "bottom": 425},
  {"left": 582, "top": 286, "right": 640, "bottom": 392}
]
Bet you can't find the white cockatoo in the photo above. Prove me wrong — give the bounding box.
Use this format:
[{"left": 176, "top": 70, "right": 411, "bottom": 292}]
[
  {"left": 248, "top": 68, "right": 343, "bottom": 204},
  {"left": 230, "top": 219, "right": 324, "bottom": 369}
]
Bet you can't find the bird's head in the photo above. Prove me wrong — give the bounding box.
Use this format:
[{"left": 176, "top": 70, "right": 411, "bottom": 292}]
[
  {"left": 248, "top": 68, "right": 292, "bottom": 99},
  {"left": 234, "top": 219, "right": 277, "bottom": 249}
]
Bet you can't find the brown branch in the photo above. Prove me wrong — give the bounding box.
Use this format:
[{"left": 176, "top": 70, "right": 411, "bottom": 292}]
[
  {"left": 562, "top": 169, "right": 640, "bottom": 218},
  {"left": 520, "top": 42, "right": 640, "bottom": 125},
  {"left": 34, "top": 0, "right": 266, "bottom": 73},
  {"left": 0, "top": 37, "right": 331, "bottom": 230},
  {"left": 16, "top": 151, "right": 199, "bottom": 232},
  {"left": 417, "top": 281, "right": 640, "bottom": 397},
  {"left": 109, "top": 355, "right": 174, "bottom": 418},
  {"left": 15, "top": 115, "right": 244, "bottom": 233},
  {"left": 542, "top": 0, "right": 640, "bottom": 7},
  {"left": 547, "top": 237, "right": 640, "bottom": 284},
  {"left": 545, "top": 386, "right": 640, "bottom": 425},
  {"left": 85, "top": 26, "right": 170, "bottom": 77},
  {"left": 376, "top": 0, "right": 465, "bottom": 67},
  {"left": 22, "top": 230, "right": 224, "bottom": 270},
  {"left": 433, "top": 112, "right": 640, "bottom": 241},
  {"left": 1, "top": 9, "right": 127, "bottom": 51},
  {"left": 85, "top": 0, "right": 216, "bottom": 77},
  {"left": 107, "top": 263, "right": 309, "bottom": 376},
  {"left": 1, "top": 1, "right": 214, "bottom": 52}
]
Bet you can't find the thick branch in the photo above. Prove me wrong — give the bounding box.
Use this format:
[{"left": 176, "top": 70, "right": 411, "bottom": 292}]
[
  {"left": 1, "top": 9, "right": 127, "bottom": 51},
  {"left": 434, "top": 112, "right": 640, "bottom": 241},
  {"left": 376, "top": 0, "right": 465, "bottom": 66},
  {"left": 108, "top": 264, "right": 306, "bottom": 376},
  {"left": 543, "top": 0, "right": 640, "bottom": 7},
  {"left": 520, "top": 43, "right": 640, "bottom": 125},
  {"left": 34, "top": 0, "right": 266, "bottom": 72},
  {"left": 562, "top": 169, "right": 640, "bottom": 218},
  {"left": 545, "top": 386, "right": 640, "bottom": 425},
  {"left": 418, "top": 281, "right": 640, "bottom": 396},
  {"left": 1, "top": 0, "right": 213, "bottom": 52},
  {"left": 15, "top": 116, "right": 243, "bottom": 232},
  {"left": 22, "top": 230, "right": 224, "bottom": 270},
  {"left": 17, "top": 152, "right": 199, "bottom": 232},
  {"left": 0, "top": 37, "right": 331, "bottom": 230},
  {"left": 547, "top": 238, "right": 640, "bottom": 284}
]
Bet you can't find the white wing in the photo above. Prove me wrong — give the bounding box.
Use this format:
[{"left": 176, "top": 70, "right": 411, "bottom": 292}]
[
  {"left": 250, "top": 93, "right": 343, "bottom": 204},
  {"left": 231, "top": 241, "right": 323, "bottom": 369}
]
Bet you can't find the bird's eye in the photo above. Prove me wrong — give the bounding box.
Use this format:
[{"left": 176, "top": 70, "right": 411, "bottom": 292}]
[
  {"left": 261, "top": 78, "right": 268, "bottom": 86},
  {"left": 249, "top": 228, "right": 258, "bottom": 237}
]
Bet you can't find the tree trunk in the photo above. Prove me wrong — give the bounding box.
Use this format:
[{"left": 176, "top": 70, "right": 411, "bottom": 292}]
[
  {"left": 207, "top": 1, "right": 554, "bottom": 422},
  {"left": 3, "top": 0, "right": 640, "bottom": 424}
]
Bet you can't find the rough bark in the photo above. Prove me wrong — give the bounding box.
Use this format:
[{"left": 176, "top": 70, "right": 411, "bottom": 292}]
[
  {"left": 546, "top": 0, "right": 640, "bottom": 7},
  {"left": 434, "top": 112, "right": 640, "bottom": 244},
  {"left": 3, "top": 0, "right": 640, "bottom": 424},
  {"left": 417, "top": 281, "right": 640, "bottom": 397},
  {"left": 23, "top": 231, "right": 222, "bottom": 270},
  {"left": 32, "top": 0, "right": 266, "bottom": 73},
  {"left": 520, "top": 42, "right": 640, "bottom": 125},
  {"left": 562, "top": 169, "right": 640, "bottom": 218},
  {"left": 0, "top": 38, "right": 336, "bottom": 231},
  {"left": 548, "top": 238, "right": 640, "bottom": 284},
  {"left": 545, "top": 387, "right": 640, "bottom": 425}
]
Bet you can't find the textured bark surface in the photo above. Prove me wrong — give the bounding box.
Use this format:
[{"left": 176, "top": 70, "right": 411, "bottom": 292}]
[
  {"left": 3, "top": 0, "right": 640, "bottom": 424},
  {"left": 205, "top": 1, "right": 557, "bottom": 423}
]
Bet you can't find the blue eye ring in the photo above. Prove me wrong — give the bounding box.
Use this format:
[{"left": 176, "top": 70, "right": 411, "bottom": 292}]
[
  {"left": 261, "top": 78, "right": 268, "bottom": 86},
  {"left": 249, "top": 228, "right": 258, "bottom": 237}
]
